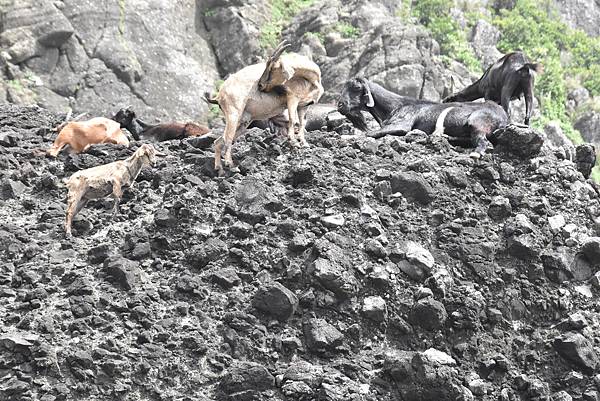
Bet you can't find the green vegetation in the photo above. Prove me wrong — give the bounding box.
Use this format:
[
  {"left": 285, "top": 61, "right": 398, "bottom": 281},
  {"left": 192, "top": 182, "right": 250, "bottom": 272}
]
[
  {"left": 260, "top": 0, "right": 316, "bottom": 48},
  {"left": 7, "top": 79, "right": 24, "bottom": 92},
  {"left": 304, "top": 31, "right": 325, "bottom": 45},
  {"left": 203, "top": 8, "right": 216, "bottom": 17},
  {"left": 334, "top": 22, "right": 360, "bottom": 39},
  {"left": 409, "top": 0, "right": 482, "bottom": 72},
  {"left": 118, "top": 0, "right": 126, "bottom": 35}
]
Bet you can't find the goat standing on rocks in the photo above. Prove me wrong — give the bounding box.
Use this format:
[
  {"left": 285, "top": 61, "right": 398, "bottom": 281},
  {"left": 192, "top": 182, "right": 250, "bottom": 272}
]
[
  {"left": 443, "top": 52, "right": 543, "bottom": 125},
  {"left": 64, "top": 144, "right": 162, "bottom": 237},
  {"left": 204, "top": 41, "right": 323, "bottom": 174}
]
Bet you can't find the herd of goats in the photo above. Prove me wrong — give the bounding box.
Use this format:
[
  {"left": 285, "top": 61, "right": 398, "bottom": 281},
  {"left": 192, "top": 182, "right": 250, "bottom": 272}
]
[{"left": 40, "top": 41, "right": 543, "bottom": 237}]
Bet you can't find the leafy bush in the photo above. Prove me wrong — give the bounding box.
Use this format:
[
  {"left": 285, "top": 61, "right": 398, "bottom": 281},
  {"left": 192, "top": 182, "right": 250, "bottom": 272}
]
[
  {"left": 260, "top": 0, "right": 316, "bottom": 48},
  {"left": 335, "top": 22, "right": 360, "bottom": 39},
  {"left": 410, "top": 0, "right": 481, "bottom": 72}
]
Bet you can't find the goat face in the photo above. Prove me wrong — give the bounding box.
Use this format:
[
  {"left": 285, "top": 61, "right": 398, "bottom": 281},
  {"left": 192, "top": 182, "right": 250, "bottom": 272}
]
[
  {"left": 135, "top": 144, "right": 161, "bottom": 165},
  {"left": 337, "top": 78, "right": 374, "bottom": 131},
  {"left": 113, "top": 108, "right": 136, "bottom": 128}
]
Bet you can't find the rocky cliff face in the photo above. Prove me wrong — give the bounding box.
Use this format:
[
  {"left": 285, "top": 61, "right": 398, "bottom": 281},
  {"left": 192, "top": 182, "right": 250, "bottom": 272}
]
[
  {"left": 0, "top": 0, "right": 218, "bottom": 122},
  {"left": 1, "top": 103, "right": 600, "bottom": 400}
]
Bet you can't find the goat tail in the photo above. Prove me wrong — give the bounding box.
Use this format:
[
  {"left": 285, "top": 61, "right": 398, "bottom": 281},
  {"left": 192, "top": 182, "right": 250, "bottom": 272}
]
[
  {"left": 522, "top": 63, "right": 544, "bottom": 75},
  {"left": 203, "top": 92, "right": 219, "bottom": 105},
  {"left": 433, "top": 107, "right": 454, "bottom": 137}
]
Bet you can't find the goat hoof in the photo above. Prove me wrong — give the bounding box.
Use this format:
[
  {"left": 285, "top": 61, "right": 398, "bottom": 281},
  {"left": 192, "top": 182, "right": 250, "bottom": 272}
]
[
  {"left": 300, "top": 141, "right": 309, "bottom": 148},
  {"left": 469, "top": 151, "right": 482, "bottom": 160}
]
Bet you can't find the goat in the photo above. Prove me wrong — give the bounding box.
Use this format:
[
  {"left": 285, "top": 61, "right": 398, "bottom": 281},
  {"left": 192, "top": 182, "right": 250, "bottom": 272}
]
[
  {"left": 63, "top": 144, "right": 162, "bottom": 237},
  {"left": 112, "top": 108, "right": 211, "bottom": 142},
  {"left": 204, "top": 42, "right": 323, "bottom": 174},
  {"left": 257, "top": 41, "right": 324, "bottom": 145},
  {"left": 47, "top": 117, "right": 129, "bottom": 157},
  {"left": 338, "top": 77, "right": 509, "bottom": 158},
  {"left": 443, "top": 52, "right": 543, "bottom": 125}
]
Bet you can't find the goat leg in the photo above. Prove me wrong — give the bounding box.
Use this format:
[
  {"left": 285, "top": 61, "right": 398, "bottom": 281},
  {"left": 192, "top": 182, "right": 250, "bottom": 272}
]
[
  {"left": 65, "top": 188, "right": 86, "bottom": 237},
  {"left": 500, "top": 79, "right": 519, "bottom": 122},
  {"left": 524, "top": 81, "right": 534, "bottom": 125},
  {"left": 111, "top": 180, "right": 123, "bottom": 220},
  {"left": 286, "top": 97, "right": 301, "bottom": 147},
  {"left": 297, "top": 106, "right": 309, "bottom": 147}
]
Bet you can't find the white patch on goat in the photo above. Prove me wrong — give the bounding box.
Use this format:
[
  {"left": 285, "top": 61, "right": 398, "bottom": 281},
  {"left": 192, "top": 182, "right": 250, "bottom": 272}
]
[{"left": 432, "top": 106, "right": 454, "bottom": 138}]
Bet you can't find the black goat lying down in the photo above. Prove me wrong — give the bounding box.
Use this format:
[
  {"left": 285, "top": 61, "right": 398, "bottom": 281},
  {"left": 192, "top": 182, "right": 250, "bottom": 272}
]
[
  {"left": 337, "top": 78, "right": 509, "bottom": 157},
  {"left": 443, "top": 52, "right": 542, "bottom": 125},
  {"left": 113, "top": 108, "right": 211, "bottom": 142}
]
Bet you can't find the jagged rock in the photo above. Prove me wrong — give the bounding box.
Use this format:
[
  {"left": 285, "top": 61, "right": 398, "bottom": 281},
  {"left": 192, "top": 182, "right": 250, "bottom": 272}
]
[
  {"left": 210, "top": 267, "right": 241, "bottom": 289},
  {"left": 409, "top": 298, "right": 447, "bottom": 331},
  {"left": 252, "top": 282, "right": 298, "bottom": 321},
  {"left": 310, "top": 257, "right": 359, "bottom": 298},
  {"left": 551, "top": 391, "right": 573, "bottom": 401},
  {"left": 504, "top": 214, "right": 535, "bottom": 236},
  {"left": 390, "top": 171, "right": 435, "bottom": 205},
  {"left": 362, "top": 296, "right": 387, "bottom": 322},
  {"left": 288, "top": 164, "right": 315, "bottom": 186},
  {"left": 103, "top": 256, "right": 142, "bottom": 291},
  {"left": 548, "top": 215, "right": 567, "bottom": 233},
  {"left": 219, "top": 360, "right": 275, "bottom": 398},
  {"left": 321, "top": 214, "right": 345, "bottom": 228},
  {"left": 553, "top": 332, "right": 600, "bottom": 374},
  {"left": 581, "top": 237, "right": 600, "bottom": 265},
  {"left": 303, "top": 318, "right": 343, "bottom": 353},
  {"left": 491, "top": 124, "right": 545, "bottom": 158},
  {"left": 488, "top": 196, "right": 512, "bottom": 221},
  {"left": 575, "top": 111, "right": 600, "bottom": 144},
  {"left": 575, "top": 144, "right": 596, "bottom": 179},
  {"left": 507, "top": 234, "right": 540, "bottom": 261},
  {"left": 1, "top": 179, "right": 26, "bottom": 199},
  {"left": 393, "top": 241, "right": 435, "bottom": 282}
]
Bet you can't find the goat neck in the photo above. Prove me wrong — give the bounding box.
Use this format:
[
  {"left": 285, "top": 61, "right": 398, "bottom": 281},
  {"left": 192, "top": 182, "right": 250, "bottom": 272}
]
[
  {"left": 124, "top": 152, "right": 148, "bottom": 182},
  {"left": 365, "top": 81, "right": 403, "bottom": 124}
]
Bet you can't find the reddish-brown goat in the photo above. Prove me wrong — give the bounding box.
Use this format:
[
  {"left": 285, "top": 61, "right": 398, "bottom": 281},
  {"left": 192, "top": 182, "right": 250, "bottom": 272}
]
[{"left": 47, "top": 117, "right": 129, "bottom": 157}]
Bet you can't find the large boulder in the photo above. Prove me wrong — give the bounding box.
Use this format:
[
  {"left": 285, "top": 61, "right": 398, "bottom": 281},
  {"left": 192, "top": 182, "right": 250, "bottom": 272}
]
[
  {"left": 491, "top": 124, "right": 545, "bottom": 158},
  {"left": 574, "top": 111, "right": 600, "bottom": 144}
]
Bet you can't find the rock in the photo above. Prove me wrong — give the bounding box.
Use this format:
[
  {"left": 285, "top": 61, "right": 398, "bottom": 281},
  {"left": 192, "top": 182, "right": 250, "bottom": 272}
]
[
  {"left": 87, "top": 243, "right": 112, "bottom": 264},
  {"left": 303, "top": 318, "right": 343, "bottom": 353},
  {"left": 390, "top": 171, "right": 435, "bottom": 205},
  {"left": 383, "top": 349, "right": 417, "bottom": 382},
  {"left": 504, "top": 214, "right": 535, "bottom": 236},
  {"left": 186, "top": 133, "right": 219, "bottom": 149},
  {"left": 575, "top": 111, "right": 600, "bottom": 144},
  {"left": 418, "top": 348, "right": 456, "bottom": 366},
  {"left": 575, "top": 144, "right": 596, "bottom": 179},
  {"left": 581, "top": 237, "right": 600, "bottom": 265},
  {"left": 551, "top": 391, "right": 573, "bottom": 401},
  {"left": 288, "top": 164, "right": 315, "bottom": 186},
  {"left": 210, "top": 267, "right": 241, "bottom": 289},
  {"left": 469, "top": 19, "right": 502, "bottom": 67},
  {"left": 507, "top": 234, "right": 540, "bottom": 261},
  {"left": 1, "top": 179, "right": 26, "bottom": 199},
  {"left": 219, "top": 360, "right": 275, "bottom": 397},
  {"left": 252, "top": 282, "right": 298, "bottom": 321},
  {"left": 362, "top": 296, "right": 387, "bottom": 322},
  {"left": 544, "top": 121, "right": 572, "bottom": 148},
  {"left": 154, "top": 209, "right": 177, "bottom": 228},
  {"left": 311, "top": 257, "right": 359, "bottom": 298},
  {"left": 394, "top": 241, "right": 435, "bottom": 282},
  {"left": 321, "top": 214, "right": 345, "bottom": 228},
  {"left": 491, "top": 124, "right": 545, "bottom": 158},
  {"left": 548, "top": 215, "right": 566, "bottom": 234},
  {"left": 409, "top": 298, "right": 447, "bottom": 331},
  {"left": 553, "top": 332, "right": 600, "bottom": 374},
  {"left": 103, "top": 257, "right": 142, "bottom": 291},
  {"left": 488, "top": 196, "right": 512, "bottom": 221}
]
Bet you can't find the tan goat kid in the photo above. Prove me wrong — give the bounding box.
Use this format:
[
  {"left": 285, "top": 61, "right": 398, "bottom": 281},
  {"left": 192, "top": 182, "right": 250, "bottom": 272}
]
[
  {"left": 64, "top": 144, "right": 162, "bottom": 237},
  {"left": 48, "top": 117, "right": 129, "bottom": 157},
  {"left": 206, "top": 43, "right": 323, "bottom": 173}
]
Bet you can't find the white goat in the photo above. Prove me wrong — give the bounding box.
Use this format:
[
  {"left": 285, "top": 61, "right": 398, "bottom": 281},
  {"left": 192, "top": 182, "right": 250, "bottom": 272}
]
[
  {"left": 64, "top": 144, "right": 162, "bottom": 237},
  {"left": 205, "top": 42, "right": 323, "bottom": 174}
]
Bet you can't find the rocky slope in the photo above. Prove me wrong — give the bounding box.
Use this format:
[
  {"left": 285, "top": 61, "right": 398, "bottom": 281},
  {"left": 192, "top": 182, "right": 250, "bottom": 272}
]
[{"left": 1, "top": 103, "right": 600, "bottom": 401}]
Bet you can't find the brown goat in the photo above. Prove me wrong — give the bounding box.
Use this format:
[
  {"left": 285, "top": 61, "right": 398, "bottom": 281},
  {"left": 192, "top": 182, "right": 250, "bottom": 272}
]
[
  {"left": 47, "top": 117, "right": 129, "bottom": 157},
  {"left": 112, "top": 108, "right": 211, "bottom": 141},
  {"left": 64, "top": 144, "right": 162, "bottom": 237}
]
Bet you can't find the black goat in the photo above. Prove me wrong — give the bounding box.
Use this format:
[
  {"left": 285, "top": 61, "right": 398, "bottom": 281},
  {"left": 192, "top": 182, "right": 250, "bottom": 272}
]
[
  {"left": 337, "top": 78, "right": 509, "bottom": 157},
  {"left": 443, "top": 52, "right": 542, "bottom": 125},
  {"left": 113, "top": 109, "right": 210, "bottom": 142}
]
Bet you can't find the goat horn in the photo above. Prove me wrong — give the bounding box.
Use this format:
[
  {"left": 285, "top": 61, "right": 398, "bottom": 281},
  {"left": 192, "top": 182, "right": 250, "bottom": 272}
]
[{"left": 270, "top": 40, "right": 291, "bottom": 61}]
